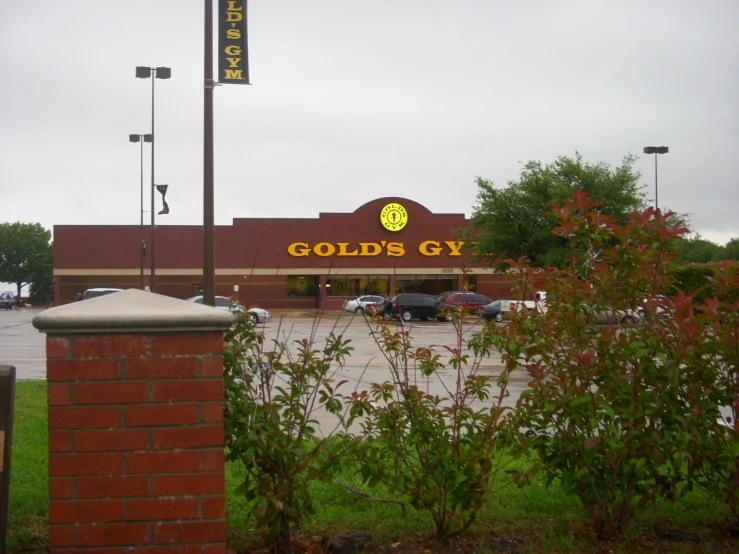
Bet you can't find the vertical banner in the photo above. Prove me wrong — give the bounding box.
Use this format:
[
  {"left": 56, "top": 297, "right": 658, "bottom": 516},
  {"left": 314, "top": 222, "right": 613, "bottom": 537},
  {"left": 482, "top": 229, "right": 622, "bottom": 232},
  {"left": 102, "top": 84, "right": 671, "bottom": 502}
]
[
  {"left": 156, "top": 185, "right": 170, "bottom": 215},
  {"left": 218, "top": 0, "right": 250, "bottom": 84}
]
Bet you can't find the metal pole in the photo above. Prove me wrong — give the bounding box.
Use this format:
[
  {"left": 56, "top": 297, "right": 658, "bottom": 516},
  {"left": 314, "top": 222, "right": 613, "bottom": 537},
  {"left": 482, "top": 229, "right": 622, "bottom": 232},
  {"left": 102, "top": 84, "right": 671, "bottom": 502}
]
[
  {"left": 150, "top": 71, "right": 157, "bottom": 293},
  {"left": 0, "top": 366, "right": 16, "bottom": 550},
  {"left": 203, "top": 0, "right": 215, "bottom": 306},
  {"left": 654, "top": 152, "right": 658, "bottom": 210},
  {"left": 139, "top": 140, "right": 144, "bottom": 290}
]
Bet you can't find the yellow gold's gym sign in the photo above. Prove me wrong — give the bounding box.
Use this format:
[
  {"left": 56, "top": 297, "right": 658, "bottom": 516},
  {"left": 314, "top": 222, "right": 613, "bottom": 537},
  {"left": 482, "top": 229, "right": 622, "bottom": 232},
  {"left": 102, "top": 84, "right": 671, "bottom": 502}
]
[
  {"left": 288, "top": 202, "right": 464, "bottom": 257},
  {"left": 219, "top": 0, "right": 250, "bottom": 84},
  {"left": 288, "top": 240, "right": 465, "bottom": 257}
]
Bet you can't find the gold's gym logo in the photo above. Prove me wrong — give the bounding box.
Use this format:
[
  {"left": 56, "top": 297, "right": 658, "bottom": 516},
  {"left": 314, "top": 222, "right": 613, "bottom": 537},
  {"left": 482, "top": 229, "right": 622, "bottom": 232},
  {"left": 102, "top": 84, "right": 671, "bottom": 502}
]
[{"left": 380, "top": 203, "right": 408, "bottom": 231}]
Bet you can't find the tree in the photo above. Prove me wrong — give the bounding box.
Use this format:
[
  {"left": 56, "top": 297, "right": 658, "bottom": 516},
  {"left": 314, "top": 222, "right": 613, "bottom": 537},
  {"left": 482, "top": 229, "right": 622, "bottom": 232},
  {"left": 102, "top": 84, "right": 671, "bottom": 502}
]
[
  {"left": 29, "top": 240, "right": 54, "bottom": 303},
  {"left": 0, "top": 222, "right": 53, "bottom": 297},
  {"left": 723, "top": 237, "right": 739, "bottom": 261},
  {"left": 673, "top": 235, "right": 725, "bottom": 264},
  {"left": 464, "top": 153, "right": 648, "bottom": 268}
]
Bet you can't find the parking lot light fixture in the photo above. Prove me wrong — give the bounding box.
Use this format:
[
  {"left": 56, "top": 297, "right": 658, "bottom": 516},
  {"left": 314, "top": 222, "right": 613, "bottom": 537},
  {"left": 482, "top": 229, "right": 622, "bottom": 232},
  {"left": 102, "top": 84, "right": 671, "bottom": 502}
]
[
  {"left": 643, "top": 146, "right": 669, "bottom": 210},
  {"left": 135, "top": 66, "right": 171, "bottom": 293}
]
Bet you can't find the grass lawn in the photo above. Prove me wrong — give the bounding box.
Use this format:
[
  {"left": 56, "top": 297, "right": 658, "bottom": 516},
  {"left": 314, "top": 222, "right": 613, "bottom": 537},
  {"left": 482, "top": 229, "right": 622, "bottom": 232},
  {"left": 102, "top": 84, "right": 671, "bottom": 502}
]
[
  {"left": 8, "top": 381, "right": 739, "bottom": 553},
  {"left": 7, "top": 381, "right": 48, "bottom": 553}
]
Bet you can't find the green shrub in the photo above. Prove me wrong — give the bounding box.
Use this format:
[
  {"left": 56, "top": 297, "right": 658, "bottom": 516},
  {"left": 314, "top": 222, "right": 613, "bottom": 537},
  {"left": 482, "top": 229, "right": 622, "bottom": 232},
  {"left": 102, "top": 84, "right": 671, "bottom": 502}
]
[
  {"left": 347, "top": 312, "right": 514, "bottom": 542},
  {"left": 688, "top": 261, "right": 739, "bottom": 519},
  {"left": 493, "top": 193, "right": 734, "bottom": 539},
  {"left": 668, "top": 262, "right": 739, "bottom": 304},
  {"left": 222, "top": 311, "right": 354, "bottom": 553}
]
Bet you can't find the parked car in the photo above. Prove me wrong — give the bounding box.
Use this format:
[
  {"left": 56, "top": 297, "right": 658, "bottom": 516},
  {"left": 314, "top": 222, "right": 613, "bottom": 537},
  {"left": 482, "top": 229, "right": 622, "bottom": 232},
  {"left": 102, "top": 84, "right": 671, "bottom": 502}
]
[
  {"left": 483, "top": 297, "right": 641, "bottom": 325},
  {"left": 388, "top": 293, "right": 449, "bottom": 322},
  {"left": 437, "top": 291, "right": 492, "bottom": 315},
  {"left": 186, "top": 295, "right": 271, "bottom": 324},
  {"left": 0, "top": 291, "right": 23, "bottom": 310},
  {"left": 342, "top": 295, "right": 387, "bottom": 314},
  {"left": 78, "top": 288, "right": 125, "bottom": 301},
  {"left": 482, "top": 300, "right": 526, "bottom": 322},
  {"left": 637, "top": 295, "right": 674, "bottom": 321},
  {"left": 589, "top": 306, "right": 642, "bottom": 325},
  {"left": 487, "top": 292, "right": 548, "bottom": 321}
]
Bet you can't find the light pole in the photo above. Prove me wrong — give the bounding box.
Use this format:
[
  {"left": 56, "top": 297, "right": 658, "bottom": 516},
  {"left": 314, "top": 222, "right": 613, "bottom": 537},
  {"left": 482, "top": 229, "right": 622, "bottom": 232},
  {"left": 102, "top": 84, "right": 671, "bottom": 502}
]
[
  {"left": 643, "top": 146, "right": 669, "bottom": 210},
  {"left": 136, "top": 66, "right": 171, "bottom": 293},
  {"left": 129, "top": 134, "right": 152, "bottom": 290},
  {"left": 203, "top": 0, "right": 215, "bottom": 307}
]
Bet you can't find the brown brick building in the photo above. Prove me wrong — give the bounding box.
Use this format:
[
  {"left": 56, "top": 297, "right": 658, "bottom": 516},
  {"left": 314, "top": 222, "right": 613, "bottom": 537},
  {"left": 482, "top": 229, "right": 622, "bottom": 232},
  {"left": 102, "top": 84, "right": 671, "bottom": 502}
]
[{"left": 53, "top": 197, "right": 512, "bottom": 308}]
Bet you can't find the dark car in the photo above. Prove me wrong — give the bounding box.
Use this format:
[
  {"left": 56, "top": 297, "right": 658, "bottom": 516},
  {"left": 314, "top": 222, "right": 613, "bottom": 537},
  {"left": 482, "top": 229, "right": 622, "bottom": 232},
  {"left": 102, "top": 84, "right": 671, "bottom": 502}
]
[
  {"left": 0, "top": 291, "right": 23, "bottom": 310},
  {"left": 482, "top": 300, "right": 509, "bottom": 322},
  {"left": 388, "top": 293, "right": 449, "bottom": 322},
  {"left": 437, "top": 291, "right": 492, "bottom": 315}
]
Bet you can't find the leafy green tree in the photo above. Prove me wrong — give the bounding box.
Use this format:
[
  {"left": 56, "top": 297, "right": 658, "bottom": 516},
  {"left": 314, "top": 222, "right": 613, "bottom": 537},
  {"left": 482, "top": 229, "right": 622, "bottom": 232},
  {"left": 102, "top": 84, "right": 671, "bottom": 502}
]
[
  {"left": 29, "top": 241, "right": 54, "bottom": 303},
  {"left": 673, "top": 235, "right": 725, "bottom": 264},
  {"left": 0, "top": 222, "right": 53, "bottom": 297},
  {"left": 464, "top": 153, "right": 647, "bottom": 268},
  {"left": 723, "top": 237, "right": 739, "bottom": 260}
]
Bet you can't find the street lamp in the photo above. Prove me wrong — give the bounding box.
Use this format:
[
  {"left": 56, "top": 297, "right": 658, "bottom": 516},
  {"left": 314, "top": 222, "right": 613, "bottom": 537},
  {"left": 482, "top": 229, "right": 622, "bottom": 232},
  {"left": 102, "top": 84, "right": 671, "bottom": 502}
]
[
  {"left": 136, "top": 65, "right": 171, "bottom": 293},
  {"left": 643, "top": 146, "right": 669, "bottom": 210},
  {"left": 129, "top": 133, "right": 153, "bottom": 291}
]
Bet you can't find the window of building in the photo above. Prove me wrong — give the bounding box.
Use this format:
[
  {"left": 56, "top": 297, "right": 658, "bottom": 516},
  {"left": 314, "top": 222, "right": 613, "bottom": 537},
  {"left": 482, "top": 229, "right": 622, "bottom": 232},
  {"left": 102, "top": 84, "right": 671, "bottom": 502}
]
[
  {"left": 395, "top": 275, "right": 455, "bottom": 296},
  {"left": 287, "top": 276, "right": 318, "bottom": 297},
  {"left": 325, "top": 275, "right": 389, "bottom": 296},
  {"left": 465, "top": 275, "right": 478, "bottom": 292}
]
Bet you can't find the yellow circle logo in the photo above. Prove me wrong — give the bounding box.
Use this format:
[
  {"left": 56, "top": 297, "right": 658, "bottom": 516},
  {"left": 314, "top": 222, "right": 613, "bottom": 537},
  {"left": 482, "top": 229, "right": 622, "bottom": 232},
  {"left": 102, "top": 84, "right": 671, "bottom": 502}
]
[{"left": 380, "top": 203, "right": 408, "bottom": 232}]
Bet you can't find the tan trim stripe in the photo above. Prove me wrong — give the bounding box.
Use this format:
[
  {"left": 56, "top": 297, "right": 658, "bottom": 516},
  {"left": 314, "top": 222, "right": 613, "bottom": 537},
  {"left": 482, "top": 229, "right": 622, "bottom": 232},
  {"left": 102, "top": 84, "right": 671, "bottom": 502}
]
[{"left": 56, "top": 267, "right": 500, "bottom": 277}]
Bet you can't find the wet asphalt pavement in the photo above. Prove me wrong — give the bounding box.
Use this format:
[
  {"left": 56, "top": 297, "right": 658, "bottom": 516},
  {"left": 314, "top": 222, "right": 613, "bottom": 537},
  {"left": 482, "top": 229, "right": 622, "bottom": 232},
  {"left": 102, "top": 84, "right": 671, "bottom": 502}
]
[
  {"left": 0, "top": 307, "right": 47, "bottom": 380},
  {"left": 1, "top": 308, "right": 524, "bottom": 435},
  {"left": 3, "top": 307, "right": 730, "bottom": 435}
]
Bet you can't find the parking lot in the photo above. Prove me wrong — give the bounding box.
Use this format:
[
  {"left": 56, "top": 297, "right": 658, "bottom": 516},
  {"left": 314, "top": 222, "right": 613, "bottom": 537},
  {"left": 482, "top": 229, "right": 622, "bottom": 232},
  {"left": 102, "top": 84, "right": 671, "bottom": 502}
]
[
  {"left": 3, "top": 306, "right": 732, "bottom": 433},
  {"left": 0, "top": 307, "right": 48, "bottom": 380},
  {"left": 1, "top": 307, "right": 509, "bottom": 381},
  {"left": 1, "top": 307, "right": 520, "bottom": 435}
]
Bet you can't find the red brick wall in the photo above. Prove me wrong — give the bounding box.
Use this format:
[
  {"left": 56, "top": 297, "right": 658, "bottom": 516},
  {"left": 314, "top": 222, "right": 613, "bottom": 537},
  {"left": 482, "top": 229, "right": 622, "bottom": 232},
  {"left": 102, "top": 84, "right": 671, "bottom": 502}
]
[{"left": 46, "top": 332, "right": 227, "bottom": 552}]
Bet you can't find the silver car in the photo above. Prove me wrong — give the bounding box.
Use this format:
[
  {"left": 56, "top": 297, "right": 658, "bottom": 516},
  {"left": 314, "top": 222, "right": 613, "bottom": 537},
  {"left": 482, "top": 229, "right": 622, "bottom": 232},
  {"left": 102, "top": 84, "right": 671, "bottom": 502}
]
[
  {"left": 186, "top": 295, "right": 271, "bottom": 324},
  {"left": 1, "top": 291, "right": 22, "bottom": 310},
  {"left": 637, "top": 295, "right": 674, "bottom": 321},
  {"left": 342, "top": 295, "right": 387, "bottom": 314},
  {"left": 589, "top": 307, "right": 642, "bottom": 325}
]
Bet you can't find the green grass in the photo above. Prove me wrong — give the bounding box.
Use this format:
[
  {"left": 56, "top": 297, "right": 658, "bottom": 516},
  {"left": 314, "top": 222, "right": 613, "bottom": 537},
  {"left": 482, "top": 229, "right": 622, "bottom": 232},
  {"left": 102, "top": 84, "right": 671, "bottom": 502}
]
[
  {"left": 8, "top": 381, "right": 739, "bottom": 553},
  {"left": 7, "top": 381, "right": 49, "bottom": 553}
]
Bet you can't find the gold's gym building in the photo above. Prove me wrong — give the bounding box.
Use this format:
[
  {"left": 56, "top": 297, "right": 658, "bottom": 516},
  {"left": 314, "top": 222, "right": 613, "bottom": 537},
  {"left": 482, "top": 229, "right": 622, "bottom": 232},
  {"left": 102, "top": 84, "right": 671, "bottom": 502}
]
[{"left": 53, "top": 198, "right": 513, "bottom": 308}]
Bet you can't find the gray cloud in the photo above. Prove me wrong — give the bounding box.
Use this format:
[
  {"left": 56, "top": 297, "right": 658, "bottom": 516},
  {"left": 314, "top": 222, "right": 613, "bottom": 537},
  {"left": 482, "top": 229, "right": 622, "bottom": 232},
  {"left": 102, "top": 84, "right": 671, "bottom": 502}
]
[{"left": 1, "top": 0, "right": 737, "bottom": 245}]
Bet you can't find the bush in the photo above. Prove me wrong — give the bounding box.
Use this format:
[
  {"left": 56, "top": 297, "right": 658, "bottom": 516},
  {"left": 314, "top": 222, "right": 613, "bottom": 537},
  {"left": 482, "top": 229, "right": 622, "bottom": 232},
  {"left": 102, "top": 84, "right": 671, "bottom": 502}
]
[
  {"left": 347, "top": 312, "right": 514, "bottom": 542},
  {"left": 222, "top": 310, "right": 354, "bottom": 553},
  {"left": 689, "top": 262, "right": 739, "bottom": 519},
  {"left": 492, "top": 193, "right": 736, "bottom": 538}
]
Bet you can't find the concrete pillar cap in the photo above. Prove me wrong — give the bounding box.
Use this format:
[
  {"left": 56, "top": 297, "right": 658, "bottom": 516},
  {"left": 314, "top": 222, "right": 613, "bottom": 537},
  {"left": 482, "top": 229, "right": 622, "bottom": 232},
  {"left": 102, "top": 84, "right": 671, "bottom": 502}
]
[{"left": 32, "top": 289, "right": 235, "bottom": 334}]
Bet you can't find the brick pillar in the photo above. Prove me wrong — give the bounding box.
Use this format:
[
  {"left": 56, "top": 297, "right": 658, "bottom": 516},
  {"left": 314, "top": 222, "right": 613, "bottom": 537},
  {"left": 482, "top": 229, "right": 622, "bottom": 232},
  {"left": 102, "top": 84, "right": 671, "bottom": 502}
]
[{"left": 33, "top": 289, "right": 235, "bottom": 553}]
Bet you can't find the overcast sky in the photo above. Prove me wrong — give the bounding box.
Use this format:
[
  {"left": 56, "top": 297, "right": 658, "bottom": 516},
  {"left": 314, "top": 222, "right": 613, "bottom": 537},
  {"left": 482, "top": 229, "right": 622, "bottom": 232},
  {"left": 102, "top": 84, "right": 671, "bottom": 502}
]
[{"left": 1, "top": 0, "right": 737, "bottom": 249}]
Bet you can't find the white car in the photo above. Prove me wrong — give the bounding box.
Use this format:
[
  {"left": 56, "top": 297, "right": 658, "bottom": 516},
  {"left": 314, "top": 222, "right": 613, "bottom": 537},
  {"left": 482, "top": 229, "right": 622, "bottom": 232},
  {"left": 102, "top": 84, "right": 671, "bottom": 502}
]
[
  {"left": 342, "top": 295, "right": 387, "bottom": 314},
  {"left": 77, "top": 287, "right": 125, "bottom": 301},
  {"left": 637, "top": 295, "right": 674, "bottom": 321},
  {"left": 186, "top": 295, "right": 271, "bottom": 324},
  {"left": 589, "top": 307, "right": 642, "bottom": 325}
]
